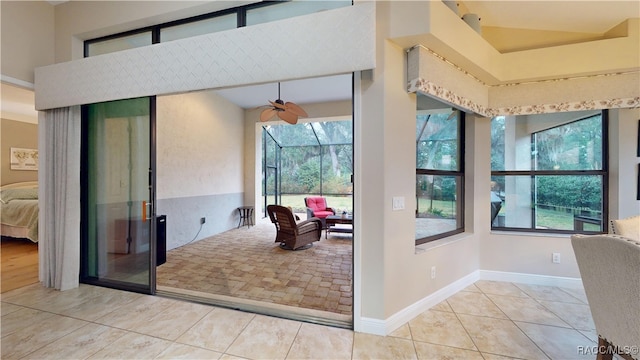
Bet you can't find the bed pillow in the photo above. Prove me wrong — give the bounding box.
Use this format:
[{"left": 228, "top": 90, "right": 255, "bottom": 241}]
[{"left": 0, "top": 188, "right": 38, "bottom": 204}]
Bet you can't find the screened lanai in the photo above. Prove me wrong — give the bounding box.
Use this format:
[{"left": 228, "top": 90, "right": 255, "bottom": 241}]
[{"left": 262, "top": 119, "right": 353, "bottom": 218}]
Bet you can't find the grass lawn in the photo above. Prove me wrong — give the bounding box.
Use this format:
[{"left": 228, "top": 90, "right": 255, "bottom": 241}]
[
  {"left": 263, "top": 194, "right": 353, "bottom": 214},
  {"left": 417, "top": 198, "right": 457, "bottom": 218},
  {"left": 263, "top": 195, "right": 602, "bottom": 231},
  {"left": 535, "top": 208, "right": 601, "bottom": 231}
]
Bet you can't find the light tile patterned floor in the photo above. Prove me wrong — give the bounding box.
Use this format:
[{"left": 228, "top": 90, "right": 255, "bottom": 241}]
[
  {"left": 156, "top": 218, "right": 353, "bottom": 315},
  {"left": 1, "top": 280, "right": 613, "bottom": 360}
]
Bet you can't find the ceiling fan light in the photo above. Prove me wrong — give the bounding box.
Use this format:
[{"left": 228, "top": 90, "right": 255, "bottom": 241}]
[
  {"left": 269, "top": 100, "right": 286, "bottom": 110},
  {"left": 260, "top": 82, "right": 307, "bottom": 124}
]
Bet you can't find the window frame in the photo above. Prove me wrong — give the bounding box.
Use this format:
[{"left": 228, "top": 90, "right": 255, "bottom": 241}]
[
  {"left": 84, "top": 1, "right": 351, "bottom": 57},
  {"left": 490, "top": 110, "right": 609, "bottom": 234},
  {"left": 415, "top": 112, "right": 465, "bottom": 246}
]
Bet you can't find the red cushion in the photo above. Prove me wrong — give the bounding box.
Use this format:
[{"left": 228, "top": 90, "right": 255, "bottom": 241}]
[
  {"left": 312, "top": 210, "right": 334, "bottom": 218},
  {"left": 306, "top": 197, "right": 327, "bottom": 211}
]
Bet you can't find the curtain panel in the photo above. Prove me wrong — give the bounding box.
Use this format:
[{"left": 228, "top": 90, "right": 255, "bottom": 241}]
[{"left": 38, "top": 106, "right": 81, "bottom": 290}]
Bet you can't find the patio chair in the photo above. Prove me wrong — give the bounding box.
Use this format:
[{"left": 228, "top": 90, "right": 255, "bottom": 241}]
[
  {"left": 304, "top": 196, "right": 336, "bottom": 228},
  {"left": 267, "top": 205, "right": 322, "bottom": 250},
  {"left": 571, "top": 234, "right": 640, "bottom": 360}
]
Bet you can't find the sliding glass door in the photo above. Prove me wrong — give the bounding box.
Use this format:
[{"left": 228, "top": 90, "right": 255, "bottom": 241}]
[{"left": 81, "top": 97, "right": 156, "bottom": 294}]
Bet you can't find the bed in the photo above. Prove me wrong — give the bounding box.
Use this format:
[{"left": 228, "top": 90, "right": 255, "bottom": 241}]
[{"left": 0, "top": 181, "right": 39, "bottom": 243}]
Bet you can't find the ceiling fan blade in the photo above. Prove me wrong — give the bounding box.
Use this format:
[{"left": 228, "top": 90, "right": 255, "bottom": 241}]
[
  {"left": 260, "top": 108, "right": 277, "bottom": 122},
  {"left": 269, "top": 100, "right": 286, "bottom": 110},
  {"left": 278, "top": 110, "right": 298, "bottom": 124},
  {"left": 284, "top": 102, "right": 308, "bottom": 117}
]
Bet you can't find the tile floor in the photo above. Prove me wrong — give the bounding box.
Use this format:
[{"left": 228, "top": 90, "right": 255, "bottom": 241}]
[{"left": 1, "top": 280, "right": 606, "bottom": 359}]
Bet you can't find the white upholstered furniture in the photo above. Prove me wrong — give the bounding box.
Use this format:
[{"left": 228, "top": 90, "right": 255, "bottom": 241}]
[
  {"left": 610, "top": 215, "right": 640, "bottom": 241},
  {"left": 571, "top": 234, "right": 640, "bottom": 360}
]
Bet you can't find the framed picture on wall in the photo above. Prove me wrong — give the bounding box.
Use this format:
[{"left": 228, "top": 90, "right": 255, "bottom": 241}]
[{"left": 10, "top": 147, "right": 38, "bottom": 171}]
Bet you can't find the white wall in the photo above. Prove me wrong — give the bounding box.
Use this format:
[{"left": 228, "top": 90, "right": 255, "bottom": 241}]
[
  {"left": 0, "top": 1, "right": 55, "bottom": 83},
  {"left": 358, "top": 2, "right": 481, "bottom": 325},
  {"left": 156, "top": 90, "right": 244, "bottom": 249}
]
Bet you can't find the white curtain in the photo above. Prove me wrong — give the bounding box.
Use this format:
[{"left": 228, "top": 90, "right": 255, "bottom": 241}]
[{"left": 38, "top": 106, "right": 81, "bottom": 291}]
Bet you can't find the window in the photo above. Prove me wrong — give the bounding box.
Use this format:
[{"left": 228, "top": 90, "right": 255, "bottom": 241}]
[
  {"left": 490, "top": 111, "right": 607, "bottom": 233},
  {"left": 86, "top": 31, "right": 152, "bottom": 57},
  {"left": 262, "top": 120, "right": 353, "bottom": 217},
  {"left": 85, "top": 2, "right": 351, "bottom": 57},
  {"left": 415, "top": 94, "right": 465, "bottom": 245},
  {"left": 246, "top": 1, "right": 351, "bottom": 26},
  {"left": 160, "top": 14, "right": 237, "bottom": 42}
]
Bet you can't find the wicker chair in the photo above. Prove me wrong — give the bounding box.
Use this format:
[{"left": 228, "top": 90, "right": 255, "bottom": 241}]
[
  {"left": 267, "top": 205, "right": 322, "bottom": 250},
  {"left": 571, "top": 234, "right": 640, "bottom": 360}
]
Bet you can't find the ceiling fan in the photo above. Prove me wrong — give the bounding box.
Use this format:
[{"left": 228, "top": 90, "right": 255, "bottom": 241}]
[{"left": 259, "top": 82, "right": 308, "bottom": 125}]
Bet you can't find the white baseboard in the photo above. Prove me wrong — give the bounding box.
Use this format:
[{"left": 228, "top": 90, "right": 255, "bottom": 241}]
[
  {"left": 356, "top": 270, "right": 582, "bottom": 335},
  {"left": 356, "top": 270, "right": 480, "bottom": 335},
  {"left": 479, "top": 270, "right": 583, "bottom": 289}
]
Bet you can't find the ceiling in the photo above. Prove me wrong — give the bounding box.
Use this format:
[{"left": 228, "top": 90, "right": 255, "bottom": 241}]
[
  {"left": 463, "top": 1, "right": 639, "bottom": 34},
  {"left": 3, "top": 1, "right": 637, "bottom": 121},
  {"left": 213, "top": 74, "right": 353, "bottom": 110}
]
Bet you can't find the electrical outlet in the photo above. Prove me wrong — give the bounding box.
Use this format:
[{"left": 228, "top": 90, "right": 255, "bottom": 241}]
[
  {"left": 431, "top": 266, "right": 436, "bottom": 279},
  {"left": 200, "top": 217, "right": 206, "bottom": 225},
  {"left": 552, "top": 252, "right": 561, "bottom": 264}
]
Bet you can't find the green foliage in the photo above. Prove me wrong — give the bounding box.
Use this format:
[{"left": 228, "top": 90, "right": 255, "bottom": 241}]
[
  {"left": 490, "top": 114, "right": 604, "bottom": 219},
  {"left": 536, "top": 176, "right": 602, "bottom": 210},
  {"left": 263, "top": 122, "right": 353, "bottom": 196},
  {"left": 428, "top": 207, "right": 445, "bottom": 217}
]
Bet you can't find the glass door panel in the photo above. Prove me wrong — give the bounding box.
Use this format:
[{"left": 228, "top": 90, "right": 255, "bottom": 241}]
[{"left": 82, "top": 97, "right": 155, "bottom": 293}]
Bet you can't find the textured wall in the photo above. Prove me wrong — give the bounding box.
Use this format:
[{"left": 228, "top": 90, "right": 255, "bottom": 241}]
[
  {"left": 156, "top": 90, "right": 244, "bottom": 248},
  {"left": 157, "top": 193, "right": 242, "bottom": 250},
  {"left": 1, "top": 119, "right": 38, "bottom": 185},
  {"left": 35, "top": 3, "right": 376, "bottom": 110}
]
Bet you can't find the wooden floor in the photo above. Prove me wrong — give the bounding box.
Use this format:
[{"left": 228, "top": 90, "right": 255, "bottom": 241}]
[{"left": 1, "top": 237, "right": 39, "bottom": 293}]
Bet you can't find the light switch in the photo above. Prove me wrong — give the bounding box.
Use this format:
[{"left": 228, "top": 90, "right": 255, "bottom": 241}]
[{"left": 392, "top": 196, "right": 405, "bottom": 210}]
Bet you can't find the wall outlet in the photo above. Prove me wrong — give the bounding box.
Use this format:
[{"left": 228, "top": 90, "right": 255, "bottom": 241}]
[
  {"left": 431, "top": 266, "right": 436, "bottom": 279},
  {"left": 200, "top": 217, "right": 206, "bottom": 225},
  {"left": 552, "top": 252, "right": 561, "bottom": 264}
]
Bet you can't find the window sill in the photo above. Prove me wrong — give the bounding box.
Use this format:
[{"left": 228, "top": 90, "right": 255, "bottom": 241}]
[
  {"left": 490, "top": 230, "right": 572, "bottom": 238},
  {"left": 415, "top": 232, "right": 472, "bottom": 254}
]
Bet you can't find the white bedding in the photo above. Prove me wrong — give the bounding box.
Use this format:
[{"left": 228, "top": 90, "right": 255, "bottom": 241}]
[{"left": 0, "top": 181, "right": 39, "bottom": 243}]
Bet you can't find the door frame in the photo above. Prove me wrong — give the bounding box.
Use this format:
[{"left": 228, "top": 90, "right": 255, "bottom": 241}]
[{"left": 79, "top": 96, "right": 157, "bottom": 295}]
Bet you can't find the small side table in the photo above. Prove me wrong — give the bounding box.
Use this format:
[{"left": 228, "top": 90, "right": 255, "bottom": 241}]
[
  {"left": 325, "top": 215, "right": 353, "bottom": 238},
  {"left": 237, "top": 206, "right": 254, "bottom": 228}
]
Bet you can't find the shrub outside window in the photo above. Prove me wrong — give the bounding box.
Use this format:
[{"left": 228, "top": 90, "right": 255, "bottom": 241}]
[{"left": 490, "top": 111, "right": 607, "bottom": 233}]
